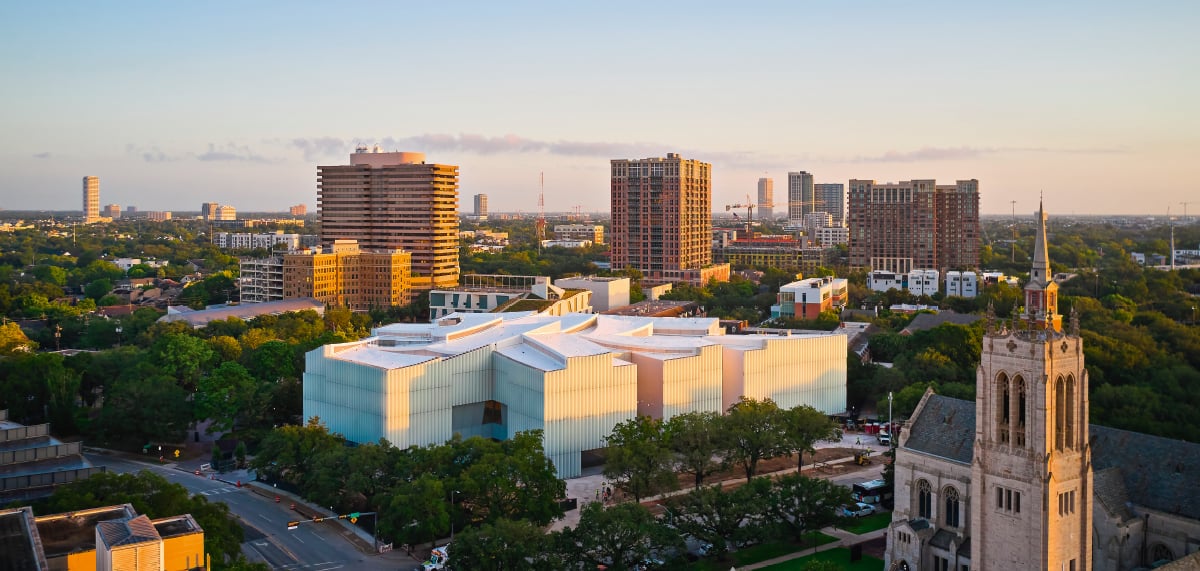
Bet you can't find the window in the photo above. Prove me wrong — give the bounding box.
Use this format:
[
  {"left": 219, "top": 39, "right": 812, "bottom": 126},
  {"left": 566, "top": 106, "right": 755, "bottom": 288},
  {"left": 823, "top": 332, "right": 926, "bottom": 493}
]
[
  {"left": 944, "top": 487, "right": 961, "bottom": 528},
  {"left": 997, "top": 373, "right": 1010, "bottom": 444},
  {"left": 1015, "top": 376, "right": 1027, "bottom": 447},
  {"left": 1055, "top": 377, "right": 1066, "bottom": 450},
  {"left": 918, "top": 480, "right": 933, "bottom": 519},
  {"left": 933, "top": 556, "right": 950, "bottom": 571},
  {"left": 1066, "top": 375, "right": 1076, "bottom": 450},
  {"left": 997, "top": 486, "right": 1021, "bottom": 514}
]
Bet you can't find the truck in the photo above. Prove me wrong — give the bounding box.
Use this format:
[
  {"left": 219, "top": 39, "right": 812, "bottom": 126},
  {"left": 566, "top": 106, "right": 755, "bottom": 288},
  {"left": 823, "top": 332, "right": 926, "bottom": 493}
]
[{"left": 422, "top": 544, "right": 450, "bottom": 570}]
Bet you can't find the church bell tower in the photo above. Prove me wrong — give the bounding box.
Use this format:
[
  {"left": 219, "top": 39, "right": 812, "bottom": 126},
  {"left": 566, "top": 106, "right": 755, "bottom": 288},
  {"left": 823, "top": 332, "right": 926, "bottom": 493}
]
[{"left": 970, "top": 199, "right": 1092, "bottom": 570}]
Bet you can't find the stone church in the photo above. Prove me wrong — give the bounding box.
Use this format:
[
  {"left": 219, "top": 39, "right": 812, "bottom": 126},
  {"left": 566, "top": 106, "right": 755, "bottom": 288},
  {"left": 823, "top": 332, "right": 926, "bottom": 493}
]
[{"left": 885, "top": 202, "right": 1200, "bottom": 570}]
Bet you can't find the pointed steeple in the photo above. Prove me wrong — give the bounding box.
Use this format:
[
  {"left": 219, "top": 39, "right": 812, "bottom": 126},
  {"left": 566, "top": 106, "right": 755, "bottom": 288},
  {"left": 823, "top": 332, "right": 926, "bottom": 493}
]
[
  {"left": 1023, "top": 194, "right": 1062, "bottom": 331},
  {"left": 1030, "top": 195, "right": 1051, "bottom": 287}
]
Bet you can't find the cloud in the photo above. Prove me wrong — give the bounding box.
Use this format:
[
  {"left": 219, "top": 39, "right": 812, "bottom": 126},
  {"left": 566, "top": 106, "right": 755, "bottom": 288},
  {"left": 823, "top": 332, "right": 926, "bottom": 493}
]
[
  {"left": 289, "top": 133, "right": 787, "bottom": 169},
  {"left": 847, "top": 145, "right": 1125, "bottom": 163},
  {"left": 32, "top": 152, "right": 51, "bottom": 159},
  {"left": 196, "top": 143, "right": 271, "bottom": 163}
]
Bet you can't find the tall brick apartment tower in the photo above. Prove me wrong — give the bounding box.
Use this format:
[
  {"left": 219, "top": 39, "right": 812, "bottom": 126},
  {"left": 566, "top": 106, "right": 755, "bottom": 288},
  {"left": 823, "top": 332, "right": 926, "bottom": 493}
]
[
  {"left": 970, "top": 200, "right": 1091, "bottom": 570},
  {"left": 847, "top": 178, "right": 979, "bottom": 273},
  {"left": 610, "top": 154, "right": 728, "bottom": 284},
  {"left": 318, "top": 147, "right": 459, "bottom": 291}
]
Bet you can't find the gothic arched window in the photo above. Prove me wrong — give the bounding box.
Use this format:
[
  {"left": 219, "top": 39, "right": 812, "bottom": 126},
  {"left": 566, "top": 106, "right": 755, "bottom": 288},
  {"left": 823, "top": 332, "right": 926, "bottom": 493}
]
[
  {"left": 1055, "top": 377, "right": 1066, "bottom": 451},
  {"left": 943, "top": 486, "right": 961, "bottom": 528},
  {"left": 997, "top": 372, "right": 1010, "bottom": 444},
  {"left": 1151, "top": 543, "right": 1174, "bottom": 563},
  {"left": 917, "top": 480, "right": 932, "bottom": 519},
  {"left": 1066, "top": 374, "right": 1077, "bottom": 450},
  {"left": 1014, "top": 375, "right": 1027, "bottom": 447}
]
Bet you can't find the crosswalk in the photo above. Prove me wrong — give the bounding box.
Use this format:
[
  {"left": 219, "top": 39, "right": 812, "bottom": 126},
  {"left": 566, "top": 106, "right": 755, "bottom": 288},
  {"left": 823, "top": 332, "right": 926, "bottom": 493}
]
[{"left": 197, "top": 486, "right": 240, "bottom": 496}]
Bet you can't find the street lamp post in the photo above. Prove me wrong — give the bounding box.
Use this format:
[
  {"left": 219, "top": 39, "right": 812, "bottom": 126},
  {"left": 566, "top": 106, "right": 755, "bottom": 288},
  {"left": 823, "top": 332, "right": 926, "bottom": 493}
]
[
  {"left": 54, "top": 325, "right": 61, "bottom": 351},
  {"left": 450, "top": 490, "right": 460, "bottom": 542},
  {"left": 115, "top": 325, "right": 122, "bottom": 348}
]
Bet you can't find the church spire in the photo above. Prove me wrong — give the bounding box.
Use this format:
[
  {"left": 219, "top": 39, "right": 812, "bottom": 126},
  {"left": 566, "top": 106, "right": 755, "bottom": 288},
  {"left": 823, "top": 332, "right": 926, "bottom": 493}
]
[{"left": 1023, "top": 195, "right": 1062, "bottom": 331}]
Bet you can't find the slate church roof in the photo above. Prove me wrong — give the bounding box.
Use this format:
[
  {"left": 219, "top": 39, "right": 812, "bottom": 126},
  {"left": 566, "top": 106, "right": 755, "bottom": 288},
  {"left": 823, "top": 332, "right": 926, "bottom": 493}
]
[
  {"left": 904, "top": 394, "right": 1200, "bottom": 521},
  {"left": 903, "top": 395, "right": 976, "bottom": 464}
]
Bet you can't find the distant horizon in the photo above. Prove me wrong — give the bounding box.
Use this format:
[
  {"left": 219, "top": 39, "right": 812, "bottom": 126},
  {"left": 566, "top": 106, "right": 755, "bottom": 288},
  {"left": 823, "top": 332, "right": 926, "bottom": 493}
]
[{"left": 2, "top": 2, "right": 1197, "bottom": 215}]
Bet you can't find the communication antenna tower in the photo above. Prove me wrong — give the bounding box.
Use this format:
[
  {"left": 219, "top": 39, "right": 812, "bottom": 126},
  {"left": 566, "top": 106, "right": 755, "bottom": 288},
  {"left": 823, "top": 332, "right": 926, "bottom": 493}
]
[
  {"left": 1010, "top": 200, "right": 1018, "bottom": 262},
  {"left": 536, "top": 172, "right": 547, "bottom": 253}
]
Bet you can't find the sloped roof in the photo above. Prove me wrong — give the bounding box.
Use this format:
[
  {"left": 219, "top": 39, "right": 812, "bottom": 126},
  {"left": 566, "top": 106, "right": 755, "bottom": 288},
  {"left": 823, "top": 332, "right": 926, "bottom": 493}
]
[
  {"left": 900, "top": 312, "right": 982, "bottom": 336},
  {"left": 929, "top": 529, "right": 956, "bottom": 549},
  {"left": 96, "top": 515, "right": 160, "bottom": 548},
  {"left": 1090, "top": 425, "right": 1200, "bottom": 520},
  {"left": 904, "top": 395, "right": 976, "bottom": 464},
  {"left": 1092, "top": 467, "right": 1135, "bottom": 521}
]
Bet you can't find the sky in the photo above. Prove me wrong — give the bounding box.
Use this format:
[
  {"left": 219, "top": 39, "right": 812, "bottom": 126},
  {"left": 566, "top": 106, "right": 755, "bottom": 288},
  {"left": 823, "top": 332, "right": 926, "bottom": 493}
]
[{"left": 0, "top": 1, "right": 1197, "bottom": 216}]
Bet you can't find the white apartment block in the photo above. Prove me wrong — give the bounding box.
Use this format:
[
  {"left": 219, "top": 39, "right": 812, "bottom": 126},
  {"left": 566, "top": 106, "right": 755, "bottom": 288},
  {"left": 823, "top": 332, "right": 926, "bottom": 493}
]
[
  {"left": 554, "top": 276, "right": 631, "bottom": 313},
  {"left": 303, "top": 312, "right": 847, "bottom": 477},
  {"left": 907, "top": 269, "right": 940, "bottom": 297},
  {"left": 215, "top": 232, "right": 301, "bottom": 251},
  {"left": 945, "top": 270, "right": 979, "bottom": 298},
  {"left": 867, "top": 270, "right": 904, "bottom": 293},
  {"left": 815, "top": 226, "right": 848, "bottom": 247}
]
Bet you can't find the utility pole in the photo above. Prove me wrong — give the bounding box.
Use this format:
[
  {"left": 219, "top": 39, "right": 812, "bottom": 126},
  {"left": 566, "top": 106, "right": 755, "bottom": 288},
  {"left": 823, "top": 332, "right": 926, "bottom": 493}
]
[
  {"left": 536, "top": 173, "right": 546, "bottom": 254},
  {"left": 1010, "top": 200, "right": 1018, "bottom": 262}
]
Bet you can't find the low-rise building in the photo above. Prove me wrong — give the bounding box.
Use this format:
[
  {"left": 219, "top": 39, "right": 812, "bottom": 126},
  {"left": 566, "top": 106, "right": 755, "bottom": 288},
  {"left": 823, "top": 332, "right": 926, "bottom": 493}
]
[
  {"left": 815, "top": 226, "right": 848, "bottom": 247},
  {"left": 602, "top": 299, "right": 702, "bottom": 318},
  {"left": 159, "top": 298, "right": 325, "bottom": 328},
  {"left": 303, "top": 312, "right": 847, "bottom": 477},
  {"left": 554, "top": 224, "right": 604, "bottom": 245},
  {"left": 771, "top": 276, "right": 849, "bottom": 320},
  {"left": 429, "top": 274, "right": 592, "bottom": 320},
  {"left": 553, "top": 275, "right": 631, "bottom": 313},
  {"left": 945, "top": 270, "right": 979, "bottom": 298},
  {"left": 0, "top": 503, "right": 204, "bottom": 571},
  {"left": 215, "top": 232, "right": 301, "bottom": 251},
  {"left": 0, "top": 410, "right": 103, "bottom": 503},
  {"left": 240, "top": 256, "right": 284, "bottom": 303},
  {"left": 283, "top": 241, "right": 411, "bottom": 310},
  {"left": 714, "top": 237, "right": 830, "bottom": 274},
  {"left": 907, "top": 269, "right": 940, "bottom": 297}
]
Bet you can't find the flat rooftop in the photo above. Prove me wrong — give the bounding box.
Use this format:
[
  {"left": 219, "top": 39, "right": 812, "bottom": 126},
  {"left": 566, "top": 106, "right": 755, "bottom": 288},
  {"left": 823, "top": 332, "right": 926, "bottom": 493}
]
[
  {"left": 0, "top": 508, "right": 44, "bottom": 571},
  {"left": 35, "top": 504, "right": 136, "bottom": 559}
]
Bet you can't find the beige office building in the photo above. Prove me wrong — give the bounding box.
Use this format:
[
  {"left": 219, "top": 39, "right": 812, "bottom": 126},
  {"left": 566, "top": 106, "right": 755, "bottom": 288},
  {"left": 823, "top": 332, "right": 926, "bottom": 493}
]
[
  {"left": 282, "top": 240, "right": 412, "bottom": 310},
  {"left": 82, "top": 176, "right": 101, "bottom": 223},
  {"left": 319, "top": 147, "right": 459, "bottom": 290}
]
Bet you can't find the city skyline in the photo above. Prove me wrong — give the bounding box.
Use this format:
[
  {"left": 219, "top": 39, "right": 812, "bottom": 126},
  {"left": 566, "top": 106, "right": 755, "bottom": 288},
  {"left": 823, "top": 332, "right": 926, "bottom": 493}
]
[{"left": 0, "top": 1, "right": 1197, "bottom": 215}]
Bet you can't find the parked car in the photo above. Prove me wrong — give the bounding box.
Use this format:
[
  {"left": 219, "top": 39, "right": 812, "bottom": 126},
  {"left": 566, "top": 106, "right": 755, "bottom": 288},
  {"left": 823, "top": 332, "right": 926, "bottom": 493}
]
[
  {"left": 878, "top": 432, "right": 891, "bottom": 446},
  {"left": 841, "top": 502, "right": 877, "bottom": 518}
]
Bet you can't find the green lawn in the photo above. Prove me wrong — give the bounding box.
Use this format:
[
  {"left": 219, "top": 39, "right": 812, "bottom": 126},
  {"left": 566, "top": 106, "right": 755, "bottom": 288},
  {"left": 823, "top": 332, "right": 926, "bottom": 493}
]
[
  {"left": 758, "top": 547, "right": 885, "bottom": 571},
  {"left": 837, "top": 512, "right": 891, "bottom": 535},
  {"left": 687, "top": 532, "right": 838, "bottom": 570}
]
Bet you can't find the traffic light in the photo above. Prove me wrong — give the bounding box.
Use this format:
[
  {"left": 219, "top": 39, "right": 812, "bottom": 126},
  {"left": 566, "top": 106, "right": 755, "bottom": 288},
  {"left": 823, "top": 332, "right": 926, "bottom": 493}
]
[{"left": 287, "top": 521, "right": 299, "bottom": 530}]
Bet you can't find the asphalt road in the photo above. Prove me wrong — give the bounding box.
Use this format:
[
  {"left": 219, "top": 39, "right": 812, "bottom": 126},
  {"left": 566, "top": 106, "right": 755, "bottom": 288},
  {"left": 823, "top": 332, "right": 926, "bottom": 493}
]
[{"left": 84, "top": 452, "right": 420, "bottom": 571}]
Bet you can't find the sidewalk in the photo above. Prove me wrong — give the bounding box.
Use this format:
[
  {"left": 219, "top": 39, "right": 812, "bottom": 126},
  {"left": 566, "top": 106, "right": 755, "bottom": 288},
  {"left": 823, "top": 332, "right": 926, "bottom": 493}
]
[{"left": 550, "top": 431, "right": 890, "bottom": 532}]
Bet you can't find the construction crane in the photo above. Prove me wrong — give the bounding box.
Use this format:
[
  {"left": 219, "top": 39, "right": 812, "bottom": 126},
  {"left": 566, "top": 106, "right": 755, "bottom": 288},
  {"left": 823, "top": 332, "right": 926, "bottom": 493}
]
[{"left": 725, "top": 194, "right": 755, "bottom": 235}]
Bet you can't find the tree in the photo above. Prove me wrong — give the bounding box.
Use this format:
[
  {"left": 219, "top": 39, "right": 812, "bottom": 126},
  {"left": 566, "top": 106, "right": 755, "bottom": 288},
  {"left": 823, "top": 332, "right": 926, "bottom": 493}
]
[
  {"left": 457, "top": 431, "right": 566, "bottom": 526},
  {"left": 561, "top": 501, "right": 682, "bottom": 571},
  {"left": 603, "top": 416, "right": 678, "bottom": 502},
  {"left": 83, "top": 278, "right": 113, "bottom": 301},
  {"left": 0, "top": 321, "right": 36, "bottom": 355},
  {"left": 245, "top": 340, "right": 298, "bottom": 382},
  {"left": 250, "top": 417, "right": 343, "bottom": 488},
  {"left": 97, "top": 372, "right": 194, "bottom": 447},
  {"left": 782, "top": 405, "right": 841, "bottom": 471},
  {"left": 722, "top": 397, "right": 786, "bottom": 481},
  {"left": 764, "top": 474, "right": 851, "bottom": 543},
  {"left": 148, "top": 333, "right": 215, "bottom": 387},
  {"left": 382, "top": 473, "right": 449, "bottom": 549},
  {"left": 665, "top": 411, "right": 724, "bottom": 489},
  {"left": 447, "top": 518, "right": 555, "bottom": 571},
  {"left": 665, "top": 479, "right": 770, "bottom": 559},
  {"left": 195, "top": 361, "right": 257, "bottom": 433}
]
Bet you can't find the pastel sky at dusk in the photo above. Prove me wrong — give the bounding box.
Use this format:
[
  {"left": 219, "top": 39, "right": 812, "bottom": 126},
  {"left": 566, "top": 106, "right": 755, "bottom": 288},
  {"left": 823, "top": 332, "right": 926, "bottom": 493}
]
[{"left": 1, "top": 1, "right": 1197, "bottom": 216}]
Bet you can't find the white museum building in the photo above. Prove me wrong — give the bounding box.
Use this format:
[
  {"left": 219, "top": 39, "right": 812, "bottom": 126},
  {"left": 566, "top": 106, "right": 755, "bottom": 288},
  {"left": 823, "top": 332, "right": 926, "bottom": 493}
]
[{"left": 303, "top": 311, "right": 847, "bottom": 477}]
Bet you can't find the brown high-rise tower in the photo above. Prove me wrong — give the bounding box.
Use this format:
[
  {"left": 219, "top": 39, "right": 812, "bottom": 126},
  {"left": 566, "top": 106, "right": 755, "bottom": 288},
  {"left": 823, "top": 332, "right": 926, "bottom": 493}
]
[
  {"left": 846, "top": 178, "right": 979, "bottom": 273},
  {"left": 318, "top": 147, "right": 459, "bottom": 290},
  {"left": 609, "top": 154, "right": 728, "bottom": 284}
]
